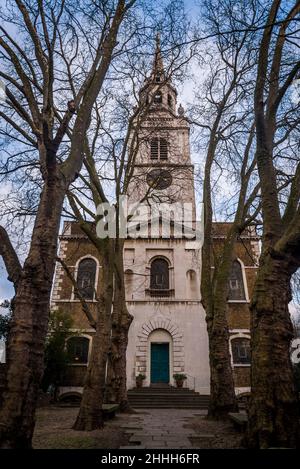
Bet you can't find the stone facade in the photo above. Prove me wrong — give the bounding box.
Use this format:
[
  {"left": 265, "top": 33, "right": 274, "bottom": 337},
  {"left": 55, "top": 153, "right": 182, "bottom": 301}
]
[
  {"left": 51, "top": 222, "right": 257, "bottom": 395},
  {"left": 51, "top": 38, "right": 259, "bottom": 397}
]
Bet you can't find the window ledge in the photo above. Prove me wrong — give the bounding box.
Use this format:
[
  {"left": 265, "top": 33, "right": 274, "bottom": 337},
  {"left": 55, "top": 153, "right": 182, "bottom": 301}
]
[
  {"left": 69, "top": 299, "right": 97, "bottom": 303},
  {"left": 145, "top": 288, "right": 174, "bottom": 298},
  {"left": 68, "top": 363, "right": 88, "bottom": 367},
  {"left": 232, "top": 364, "right": 251, "bottom": 367},
  {"left": 227, "top": 300, "right": 249, "bottom": 304}
]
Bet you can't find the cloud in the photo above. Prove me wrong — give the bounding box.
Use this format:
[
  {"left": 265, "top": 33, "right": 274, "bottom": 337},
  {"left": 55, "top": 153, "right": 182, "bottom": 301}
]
[{"left": 0, "top": 259, "right": 14, "bottom": 302}]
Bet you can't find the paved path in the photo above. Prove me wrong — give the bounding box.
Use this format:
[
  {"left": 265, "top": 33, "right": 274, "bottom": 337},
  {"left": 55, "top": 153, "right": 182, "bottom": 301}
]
[{"left": 120, "top": 409, "right": 208, "bottom": 449}]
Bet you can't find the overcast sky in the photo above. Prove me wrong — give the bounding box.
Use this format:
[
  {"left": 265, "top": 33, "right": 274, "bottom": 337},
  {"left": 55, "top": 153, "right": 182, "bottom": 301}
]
[
  {"left": 0, "top": 0, "right": 299, "bottom": 322},
  {"left": 0, "top": 0, "right": 202, "bottom": 304}
]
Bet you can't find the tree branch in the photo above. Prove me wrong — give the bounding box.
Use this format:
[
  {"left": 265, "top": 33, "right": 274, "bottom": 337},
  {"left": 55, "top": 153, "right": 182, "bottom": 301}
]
[{"left": 0, "top": 226, "right": 22, "bottom": 291}]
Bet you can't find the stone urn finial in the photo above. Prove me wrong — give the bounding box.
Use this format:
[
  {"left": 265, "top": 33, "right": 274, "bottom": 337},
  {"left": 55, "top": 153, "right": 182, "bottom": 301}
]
[{"left": 178, "top": 103, "right": 185, "bottom": 116}]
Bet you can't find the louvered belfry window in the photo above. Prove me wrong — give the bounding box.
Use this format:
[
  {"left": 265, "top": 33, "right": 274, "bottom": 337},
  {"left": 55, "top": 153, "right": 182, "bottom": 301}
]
[
  {"left": 150, "top": 138, "right": 159, "bottom": 159},
  {"left": 150, "top": 138, "right": 168, "bottom": 160},
  {"left": 160, "top": 138, "right": 168, "bottom": 159},
  {"left": 76, "top": 258, "right": 97, "bottom": 300},
  {"left": 228, "top": 260, "right": 246, "bottom": 301},
  {"left": 150, "top": 258, "right": 169, "bottom": 290}
]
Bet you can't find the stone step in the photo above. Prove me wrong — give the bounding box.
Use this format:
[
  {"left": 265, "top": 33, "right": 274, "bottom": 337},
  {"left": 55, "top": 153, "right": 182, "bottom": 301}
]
[
  {"left": 128, "top": 387, "right": 210, "bottom": 409},
  {"left": 128, "top": 391, "right": 209, "bottom": 394},
  {"left": 128, "top": 396, "right": 210, "bottom": 400},
  {"left": 128, "top": 392, "right": 209, "bottom": 398},
  {"left": 128, "top": 389, "right": 198, "bottom": 394},
  {"left": 129, "top": 400, "right": 209, "bottom": 404},
  {"left": 130, "top": 402, "right": 208, "bottom": 409},
  {"left": 128, "top": 391, "right": 209, "bottom": 397},
  {"left": 129, "top": 385, "right": 193, "bottom": 389}
]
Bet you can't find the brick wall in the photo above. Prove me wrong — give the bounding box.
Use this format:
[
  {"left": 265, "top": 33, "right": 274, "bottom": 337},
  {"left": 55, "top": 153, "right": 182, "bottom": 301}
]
[
  {"left": 61, "top": 365, "right": 87, "bottom": 387},
  {"left": 52, "top": 221, "right": 259, "bottom": 394},
  {"left": 227, "top": 304, "right": 250, "bottom": 329},
  {"left": 233, "top": 366, "right": 251, "bottom": 388},
  {"left": 212, "top": 227, "right": 259, "bottom": 334}
]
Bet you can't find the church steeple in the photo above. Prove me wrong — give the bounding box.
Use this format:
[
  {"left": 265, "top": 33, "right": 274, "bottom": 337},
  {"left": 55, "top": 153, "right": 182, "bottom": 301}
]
[
  {"left": 151, "top": 33, "right": 165, "bottom": 82},
  {"left": 139, "top": 33, "right": 177, "bottom": 113},
  {"left": 128, "top": 32, "right": 194, "bottom": 217}
]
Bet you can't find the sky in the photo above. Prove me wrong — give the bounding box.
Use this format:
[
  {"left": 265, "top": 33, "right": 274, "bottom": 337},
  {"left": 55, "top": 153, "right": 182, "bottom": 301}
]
[
  {"left": 0, "top": 259, "right": 14, "bottom": 305},
  {"left": 0, "top": 0, "right": 299, "bottom": 323},
  {"left": 0, "top": 0, "right": 204, "bottom": 304}
]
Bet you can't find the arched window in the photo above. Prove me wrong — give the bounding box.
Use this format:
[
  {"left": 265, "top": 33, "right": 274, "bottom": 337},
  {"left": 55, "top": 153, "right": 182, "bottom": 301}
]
[
  {"left": 231, "top": 337, "right": 251, "bottom": 365},
  {"left": 76, "top": 258, "right": 97, "bottom": 300},
  {"left": 150, "top": 258, "right": 169, "bottom": 290},
  {"left": 228, "top": 260, "right": 246, "bottom": 301},
  {"left": 67, "top": 336, "right": 90, "bottom": 364},
  {"left": 153, "top": 91, "right": 162, "bottom": 104},
  {"left": 150, "top": 138, "right": 168, "bottom": 160},
  {"left": 155, "top": 74, "right": 161, "bottom": 83},
  {"left": 150, "top": 138, "right": 159, "bottom": 159},
  {"left": 168, "top": 94, "right": 172, "bottom": 107}
]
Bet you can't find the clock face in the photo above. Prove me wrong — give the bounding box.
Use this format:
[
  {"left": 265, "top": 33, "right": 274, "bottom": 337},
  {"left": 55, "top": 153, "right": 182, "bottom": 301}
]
[{"left": 146, "top": 169, "right": 172, "bottom": 190}]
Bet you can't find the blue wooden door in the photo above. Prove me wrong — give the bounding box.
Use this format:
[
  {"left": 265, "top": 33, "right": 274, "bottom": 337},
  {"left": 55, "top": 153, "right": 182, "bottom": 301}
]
[{"left": 151, "top": 343, "right": 169, "bottom": 383}]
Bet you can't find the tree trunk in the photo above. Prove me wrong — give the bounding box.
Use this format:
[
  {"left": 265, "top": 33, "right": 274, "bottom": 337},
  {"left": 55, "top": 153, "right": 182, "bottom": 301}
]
[
  {"left": 109, "top": 315, "right": 132, "bottom": 412},
  {"left": 247, "top": 254, "right": 300, "bottom": 448},
  {"left": 73, "top": 242, "right": 113, "bottom": 431},
  {"left": 105, "top": 239, "right": 133, "bottom": 411},
  {"left": 201, "top": 218, "right": 238, "bottom": 418},
  {"left": 0, "top": 176, "right": 66, "bottom": 448},
  {"left": 207, "top": 303, "right": 238, "bottom": 419}
]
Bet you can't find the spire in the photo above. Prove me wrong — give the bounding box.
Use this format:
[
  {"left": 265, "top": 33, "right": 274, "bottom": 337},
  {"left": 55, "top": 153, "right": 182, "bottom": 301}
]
[{"left": 151, "top": 32, "right": 165, "bottom": 79}]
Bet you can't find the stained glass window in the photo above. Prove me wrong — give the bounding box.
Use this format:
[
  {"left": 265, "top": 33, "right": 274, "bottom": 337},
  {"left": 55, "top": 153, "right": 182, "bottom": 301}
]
[
  {"left": 77, "top": 258, "right": 97, "bottom": 300},
  {"left": 150, "top": 258, "right": 169, "bottom": 290},
  {"left": 228, "top": 260, "right": 246, "bottom": 301}
]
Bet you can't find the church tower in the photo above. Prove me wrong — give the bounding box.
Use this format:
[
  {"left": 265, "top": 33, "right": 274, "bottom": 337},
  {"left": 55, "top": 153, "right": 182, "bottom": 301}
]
[
  {"left": 124, "top": 36, "right": 210, "bottom": 393},
  {"left": 127, "top": 34, "right": 196, "bottom": 221},
  {"left": 50, "top": 36, "right": 259, "bottom": 401}
]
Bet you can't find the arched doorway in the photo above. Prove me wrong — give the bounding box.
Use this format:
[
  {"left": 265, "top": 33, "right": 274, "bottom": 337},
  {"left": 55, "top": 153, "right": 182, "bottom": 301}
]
[{"left": 148, "top": 329, "right": 172, "bottom": 384}]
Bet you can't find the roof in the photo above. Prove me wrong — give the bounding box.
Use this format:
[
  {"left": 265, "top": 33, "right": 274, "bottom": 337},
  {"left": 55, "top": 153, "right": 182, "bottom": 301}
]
[
  {"left": 60, "top": 221, "right": 259, "bottom": 241},
  {"left": 212, "top": 222, "right": 259, "bottom": 239}
]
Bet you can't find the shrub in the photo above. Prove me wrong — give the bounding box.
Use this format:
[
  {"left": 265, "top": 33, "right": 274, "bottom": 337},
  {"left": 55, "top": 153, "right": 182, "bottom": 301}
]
[
  {"left": 41, "top": 309, "right": 74, "bottom": 395},
  {"left": 173, "top": 373, "right": 187, "bottom": 381}
]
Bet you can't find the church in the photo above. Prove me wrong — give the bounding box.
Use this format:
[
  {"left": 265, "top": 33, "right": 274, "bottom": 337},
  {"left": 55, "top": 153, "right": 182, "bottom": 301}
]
[{"left": 50, "top": 38, "right": 259, "bottom": 400}]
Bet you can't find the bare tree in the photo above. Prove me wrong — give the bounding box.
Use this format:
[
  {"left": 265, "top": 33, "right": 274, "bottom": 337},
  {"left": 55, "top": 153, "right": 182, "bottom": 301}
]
[
  {"left": 191, "top": 2, "right": 300, "bottom": 437},
  {"left": 57, "top": 237, "right": 114, "bottom": 431},
  {"left": 0, "top": 0, "right": 135, "bottom": 448},
  {"left": 246, "top": 0, "right": 300, "bottom": 448},
  {"left": 58, "top": 24, "right": 189, "bottom": 429},
  {"left": 192, "top": 0, "right": 259, "bottom": 418}
]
